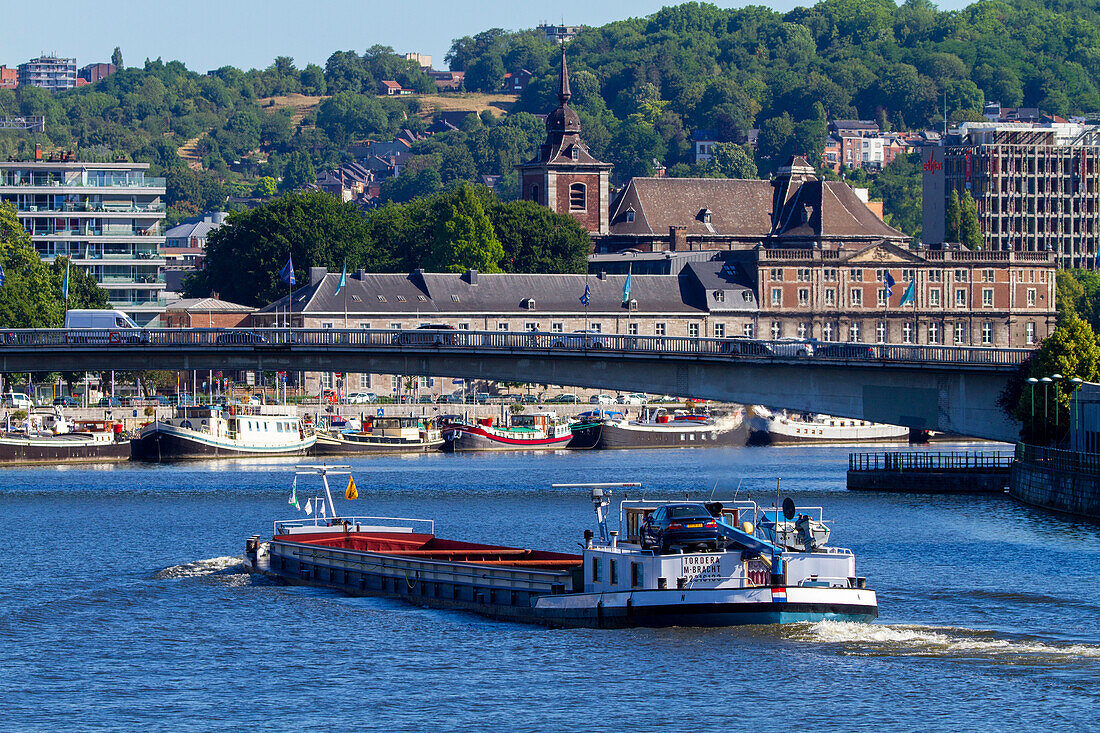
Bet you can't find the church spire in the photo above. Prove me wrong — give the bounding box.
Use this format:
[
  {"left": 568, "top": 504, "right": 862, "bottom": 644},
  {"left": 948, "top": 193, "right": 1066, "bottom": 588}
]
[{"left": 558, "top": 43, "right": 571, "bottom": 105}]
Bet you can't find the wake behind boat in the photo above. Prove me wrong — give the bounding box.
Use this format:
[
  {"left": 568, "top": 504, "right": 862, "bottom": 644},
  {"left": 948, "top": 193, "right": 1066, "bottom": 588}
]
[
  {"left": 245, "top": 472, "right": 878, "bottom": 628},
  {"left": 131, "top": 405, "right": 314, "bottom": 461}
]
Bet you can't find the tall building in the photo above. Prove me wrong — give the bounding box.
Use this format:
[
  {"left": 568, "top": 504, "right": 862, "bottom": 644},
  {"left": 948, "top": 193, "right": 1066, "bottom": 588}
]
[
  {"left": 0, "top": 160, "right": 167, "bottom": 324},
  {"left": 17, "top": 56, "right": 77, "bottom": 91},
  {"left": 516, "top": 48, "right": 612, "bottom": 235},
  {"left": 922, "top": 122, "right": 1100, "bottom": 268}
]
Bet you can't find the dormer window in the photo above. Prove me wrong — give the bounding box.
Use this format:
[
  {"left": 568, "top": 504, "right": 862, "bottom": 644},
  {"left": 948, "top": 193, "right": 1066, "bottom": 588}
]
[
  {"left": 376, "top": 295, "right": 386, "bottom": 302},
  {"left": 697, "top": 208, "right": 712, "bottom": 224},
  {"left": 624, "top": 208, "right": 635, "bottom": 223},
  {"left": 524, "top": 297, "right": 537, "bottom": 310},
  {"left": 570, "top": 146, "right": 579, "bottom": 160},
  {"left": 627, "top": 299, "right": 638, "bottom": 311}
]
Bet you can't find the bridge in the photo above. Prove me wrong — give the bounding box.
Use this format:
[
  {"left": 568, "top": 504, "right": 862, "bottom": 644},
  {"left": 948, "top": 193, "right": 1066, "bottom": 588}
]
[{"left": 0, "top": 328, "right": 1029, "bottom": 441}]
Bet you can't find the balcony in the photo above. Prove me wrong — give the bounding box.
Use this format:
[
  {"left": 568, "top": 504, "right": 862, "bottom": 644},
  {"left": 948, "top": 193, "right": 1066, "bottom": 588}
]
[
  {"left": 14, "top": 202, "right": 166, "bottom": 214},
  {"left": 0, "top": 173, "right": 165, "bottom": 189}
]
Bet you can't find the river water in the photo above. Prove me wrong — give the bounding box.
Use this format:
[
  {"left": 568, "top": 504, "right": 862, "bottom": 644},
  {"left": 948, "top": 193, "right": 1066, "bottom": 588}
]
[{"left": 2, "top": 444, "right": 1099, "bottom": 732}]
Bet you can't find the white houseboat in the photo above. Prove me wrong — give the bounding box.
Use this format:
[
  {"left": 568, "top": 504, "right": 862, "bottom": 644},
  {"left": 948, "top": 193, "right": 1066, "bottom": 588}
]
[{"left": 131, "top": 406, "right": 314, "bottom": 461}]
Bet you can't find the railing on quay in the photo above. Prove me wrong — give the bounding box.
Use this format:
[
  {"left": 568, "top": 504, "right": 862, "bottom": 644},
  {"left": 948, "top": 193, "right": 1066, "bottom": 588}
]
[
  {"left": 0, "top": 327, "right": 1034, "bottom": 368},
  {"left": 1015, "top": 443, "right": 1100, "bottom": 476},
  {"left": 849, "top": 450, "right": 1016, "bottom": 472}
]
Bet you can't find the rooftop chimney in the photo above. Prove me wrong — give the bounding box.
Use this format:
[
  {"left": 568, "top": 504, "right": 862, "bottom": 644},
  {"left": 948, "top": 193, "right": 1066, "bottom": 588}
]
[
  {"left": 34, "top": 144, "right": 42, "bottom": 162},
  {"left": 310, "top": 266, "right": 327, "bottom": 286}
]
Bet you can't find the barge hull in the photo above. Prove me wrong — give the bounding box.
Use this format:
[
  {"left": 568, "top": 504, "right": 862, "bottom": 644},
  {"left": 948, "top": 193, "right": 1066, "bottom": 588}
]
[
  {"left": 0, "top": 438, "right": 130, "bottom": 466},
  {"left": 312, "top": 438, "right": 443, "bottom": 456},
  {"left": 131, "top": 430, "right": 313, "bottom": 461},
  {"left": 598, "top": 422, "right": 748, "bottom": 449},
  {"left": 441, "top": 428, "right": 572, "bottom": 452}
]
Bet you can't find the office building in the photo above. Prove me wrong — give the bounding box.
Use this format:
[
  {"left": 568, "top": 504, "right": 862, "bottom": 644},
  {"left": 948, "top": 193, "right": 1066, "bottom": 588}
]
[{"left": 0, "top": 159, "right": 167, "bottom": 324}]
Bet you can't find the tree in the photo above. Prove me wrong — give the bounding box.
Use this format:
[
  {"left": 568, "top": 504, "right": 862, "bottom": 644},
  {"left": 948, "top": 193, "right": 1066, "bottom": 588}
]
[
  {"left": 252, "top": 176, "right": 278, "bottom": 198},
  {"left": 1014, "top": 315, "right": 1100, "bottom": 444},
  {"left": 281, "top": 151, "right": 315, "bottom": 192},
  {"left": 51, "top": 257, "right": 109, "bottom": 310},
  {"left": 187, "top": 191, "right": 390, "bottom": 306},
  {"left": 112, "top": 47, "right": 123, "bottom": 68},
  {"left": 488, "top": 200, "right": 590, "bottom": 273},
  {"left": 427, "top": 184, "right": 504, "bottom": 273},
  {"left": 945, "top": 188, "right": 962, "bottom": 242},
  {"left": 959, "top": 190, "right": 982, "bottom": 249},
  {"left": 0, "top": 203, "right": 64, "bottom": 327},
  {"left": 700, "top": 143, "right": 758, "bottom": 179}
]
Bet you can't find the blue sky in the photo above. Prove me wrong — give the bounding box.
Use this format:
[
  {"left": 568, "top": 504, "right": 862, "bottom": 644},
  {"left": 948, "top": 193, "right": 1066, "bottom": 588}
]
[{"left": 4, "top": 0, "right": 974, "bottom": 74}]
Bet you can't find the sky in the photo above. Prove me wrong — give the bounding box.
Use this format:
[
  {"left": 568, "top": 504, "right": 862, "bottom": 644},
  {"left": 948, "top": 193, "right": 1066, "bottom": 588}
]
[{"left": 2, "top": 0, "right": 975, "bottom": 74}]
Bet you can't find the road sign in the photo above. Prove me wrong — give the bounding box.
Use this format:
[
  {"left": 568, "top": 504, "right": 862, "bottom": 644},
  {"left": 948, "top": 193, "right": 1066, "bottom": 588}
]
[{"left": 376, "top": 407, "right": 384, "bottom": 417}]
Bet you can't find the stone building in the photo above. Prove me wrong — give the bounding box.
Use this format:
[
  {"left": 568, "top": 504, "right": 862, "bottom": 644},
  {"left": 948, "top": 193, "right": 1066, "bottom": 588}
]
[
  {"left": 516, "top": 48, "right": 612, "bottom": 235},
  {"left": 250, "top": 246, "right": 1054, "bottom": 398}
]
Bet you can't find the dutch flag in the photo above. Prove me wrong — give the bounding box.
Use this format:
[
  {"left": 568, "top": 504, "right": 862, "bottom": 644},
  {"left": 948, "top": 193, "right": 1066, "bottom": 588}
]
[{"left": 771, "top": 587, "right": 788, "bottom": 603}]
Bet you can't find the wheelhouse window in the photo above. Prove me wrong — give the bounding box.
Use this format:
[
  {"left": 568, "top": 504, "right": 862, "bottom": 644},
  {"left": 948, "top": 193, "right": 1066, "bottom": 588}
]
[{"left": 569, "top": 183, "right": 586, "bottom": 211}]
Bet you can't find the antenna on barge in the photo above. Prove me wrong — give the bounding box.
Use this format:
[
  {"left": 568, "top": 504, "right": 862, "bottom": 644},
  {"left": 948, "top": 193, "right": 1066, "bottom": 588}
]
[
  {"left": 296, "top": 464, "right": 351, "bottom": 520},
  {"left": 552, "top": 482, "right": 642, "bottom": 544}
]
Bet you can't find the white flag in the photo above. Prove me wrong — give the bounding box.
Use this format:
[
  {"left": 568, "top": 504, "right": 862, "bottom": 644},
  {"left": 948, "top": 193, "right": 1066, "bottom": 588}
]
[
  {"left": 319, "top": 501, "right": 327, "bottom": 518},
  {"left": 304, "top": 498, "right": 313, "bottom": 515}
]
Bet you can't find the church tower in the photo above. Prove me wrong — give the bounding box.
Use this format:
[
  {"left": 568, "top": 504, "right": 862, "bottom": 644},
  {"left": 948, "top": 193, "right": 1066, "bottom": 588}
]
[{"left": 516, "top": 47, "right": 612, "bottom": 235}]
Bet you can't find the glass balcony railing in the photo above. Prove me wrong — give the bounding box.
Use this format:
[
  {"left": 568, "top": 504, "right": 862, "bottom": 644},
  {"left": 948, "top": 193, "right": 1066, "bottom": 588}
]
[
  {"left": 13, "top": 201, "right": 166, "bottom": 213},
  {"left": 0, "top": 172, "right": 165, "bottom": 189}
]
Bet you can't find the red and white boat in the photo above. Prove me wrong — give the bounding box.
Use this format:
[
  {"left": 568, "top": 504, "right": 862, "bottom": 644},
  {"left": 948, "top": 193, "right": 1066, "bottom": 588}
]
[{"left": 441, "top": 411, "right": 572, "bottom": 452}]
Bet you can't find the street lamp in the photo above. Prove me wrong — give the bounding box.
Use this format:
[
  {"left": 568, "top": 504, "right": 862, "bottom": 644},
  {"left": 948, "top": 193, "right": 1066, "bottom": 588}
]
[
  {"left": 1070, "top": 377, "right": 1085, "bottom": 447},
  {"left": 1052, "top": 374, "right": 1064, "bottom": 439},
  {"left": 1040, "top": 377, "right": 1053, "bottom": 445},
  {"left": 1027, "top": 377, "right": 1039, "bottom": 441}
]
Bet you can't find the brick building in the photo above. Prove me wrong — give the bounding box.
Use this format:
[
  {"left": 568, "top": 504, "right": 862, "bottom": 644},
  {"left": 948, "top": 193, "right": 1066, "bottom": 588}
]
[
  {"left": 159, "top": 297, "right": 254, "bottom": 328},
  {"left": 923, "top": 122, "right": 1100, "bottom": 268},
  {"left": 516, "top": 48, "right": 611, "bottom": 235}
]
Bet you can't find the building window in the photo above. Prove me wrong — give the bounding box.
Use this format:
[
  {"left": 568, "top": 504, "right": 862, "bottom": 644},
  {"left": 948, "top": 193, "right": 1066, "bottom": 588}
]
[
  {"left": 654, "top": 323, "right": 666, "bottom": 336},
  {"left": 590, "top": 323, "right": 602, "bottom": 333},
  {"left": 771, "top": 321, "right": 781, "bottom": 339},
  {"left": 876, "top": 321, "right": 887, "bottom": 343},
  {"left": 954, "top": 322, "right": 967, "bottom": 344},
  {"left": 982, "top": 321, "right": 993, "bottom": 345},
  {"left": 771, "top": 288, "right": 782, "bottom": 307},
  {"left": 955, "top": 269, "right": 968, "bottom": 283},
  {"left": 824, "top": 288, "right": 836, "bottom": 306},
  {"left": 876, "top": 288, "right": 887, "bottom": 307},
  {"left": 982, "top": 269, "right": 994, "bottom": 283},
  {"left": 955, "top": 289, "right": 967, "bottom": 308},
  {"left": 524, "top": 322, "right": 539, "bottom": 331},
  {"left": 458, "top": 323, "right": 470, "bottom": 330},
  {"left": 982, "top": 288, "right": 993, "bottom": 307},
  {"left": 797, "top": 268, "right": 811, "bottom": 282},
  {"left": 875, "top": 269, "right": 886, "bottom": 282},
  {"left": 903, "top": 322, "right": 913, "bottom": 344},
  {"left": 903, "top": 269, "right": 916, "bottom": 281},
  {"left": 359, "top": 373, "right": 371, "bottom": 389},
  {"left": 714, "top": 290, "right": 725, "bottom": 303},
  {"left": 850, "top": 269, "right": 864, "bottom": 282},
  {"left": 929, "top": 322, "right": 940, "bottom": 344},
  {"left": 798, "top": 288, "right": 810, "bottom": 306},
  {"left": 770, "top": 268, "right": 784, "bottom": 281},
  {"left": 629, "top": 323, "right": 639, "bottom": 336},
  {"left": 688, "top": 323, "right": 699, "bottom": 338},
  {"left": 569, "top": 183, "right": 586, "bottom": 211},
  {"left": 529, "top": 184, "right": 539, "bottom": 202},
  {"left": 321, "top": 372, "right": 333, "bottom": 389},
  {"left": 551, "top": 322, "right": 563, "bottom": 333},
  {"left": 391, "top": 376, "right": 400, "bottom": 390},
  {"left": 798, "top": 322, "right": 809, "bottom": 339},
  {"left": 851, "top": 288, "right": 863, "bottom": 307},
  {"left": 929, "top": 270, "right": 942, "bottom": 283},
  {"left": 714, "top": 323, "right": 725, "bottom": 338},
  {"left": 743, "top": 323, "right": 754, "bottom": 338},
  {"left": 1026, "top": 322, "right": 1035, "bottom": 345},
  {"left": 390, "top": 322, "right": 402, "bottom": 330},
  {"left": 824, "top": 268, "right": 838, "bottom": 282},
  {"left": 497, "top": 322, "right": 509, "bottom": 331},
  {"left": 849, "top": 322, "right": 862, "bottom": 342},
  {"left": 930, "top": 288, "right": 941, "bottom": 307},
  {"left": 1026, "top": 288, "right": 1036, "bottom": 307},
  {"left": 823, "top": 322, "right": 836, "bottom": 341}
]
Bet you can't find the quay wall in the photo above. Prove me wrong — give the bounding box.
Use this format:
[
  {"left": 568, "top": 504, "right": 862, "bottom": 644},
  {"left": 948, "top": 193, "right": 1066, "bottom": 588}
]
[
  {"left": 1011, "top": 444, "right": 1100, "bottom": 522},
  {"left": 847, "top": 468, "right": 1009, "bottom": 493}
]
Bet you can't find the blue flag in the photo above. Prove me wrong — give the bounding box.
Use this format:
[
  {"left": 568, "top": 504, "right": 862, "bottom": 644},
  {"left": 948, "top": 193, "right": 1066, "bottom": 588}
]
[
  {"left": 0, "top": 263, "right": 5, "bottom": 287},
  {"left": 884, "top": 272, "right": 896, "bottom": 300},
  {"left": 621, "top": 264, "right": 632, "bottom": 305},
  {"left": 579, "top": 282, "right": 591, "bottom": 306},
  {"left": 61, "top": 260, "right": 70, "bottom": 301},
  {"left": 279, "top": 256, "right": 296, "bottom": 286},
  {"left": 898, "top": 278, "right": 916, "bottom": 307},
  {"left": 335, "top": 261, "right": 346, "bottom": 295}
]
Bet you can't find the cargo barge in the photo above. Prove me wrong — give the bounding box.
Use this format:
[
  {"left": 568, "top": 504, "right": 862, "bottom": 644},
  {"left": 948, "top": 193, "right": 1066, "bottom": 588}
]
[{"left": 245, "top": 470, "right": 878, "bottom": 628}]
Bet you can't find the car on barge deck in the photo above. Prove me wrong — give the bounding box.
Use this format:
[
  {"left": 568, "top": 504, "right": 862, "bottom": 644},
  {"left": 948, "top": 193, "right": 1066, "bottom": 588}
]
[{"left": 246, "top": 471, "right": 878, "bottom": 628}]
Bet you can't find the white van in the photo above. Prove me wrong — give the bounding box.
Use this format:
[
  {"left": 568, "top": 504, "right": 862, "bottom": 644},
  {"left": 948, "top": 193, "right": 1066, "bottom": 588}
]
[
  {"left": 64, "top": 309, "right": 148, "bottom": 344},
  {"left": 1, "top": 392, "right": 35, "bottom": 409}
]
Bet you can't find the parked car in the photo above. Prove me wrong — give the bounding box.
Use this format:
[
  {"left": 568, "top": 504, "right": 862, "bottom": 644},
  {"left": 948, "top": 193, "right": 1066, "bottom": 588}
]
[
  {"left": 320, "top": 389, "right": 339, "bottom": 403},
  {"left": 53, "top": 395, "right": 79, "bottom": 407},
  {"left": 772, "top": 338, "right": 815, "bottom": 357},
  {"left": 548, "top": 393, "right": 580, "bottom": 403},
  {"left": 719, "top": 337, "right": 773, "bottom": 356},
  {"left": 392, "top": 324, "right": 457, "bottom": 346},
  {"left": 152, "top": 395, "right": 171, "bottom": 406},
  {"left": 589, "top": 394, "right": 615, "bottom": 405},
  {"left": 2, "top": 392, "right": 36, "bottom": 409},
  {"left": 417, "top": 395, "right": 435, "bottom": 404},
  {"left": 344, "top": 392, "right": 378, "bottom": 404},
  {"left": 472, "top": 392, "right": 490, "bottom": 403},
  {"left": 551, "top": 329, "right": 607, "bottom": 349},
  {"left": 814, "top": 343, "right": 875, "bottom": 359},
  {"left": 520, "top": 395, "right": 540, "bottom": 404},
  {"left": 97, "top": 397, "right": 121, "bottom": 407},
  {"left": 214, "top": 330, "right": 269, "bottom": 345},
  {"left": 638, "top": 503, "right": 721, "bottom": 553},
  {"left": 617, "top": 393, "right": 648, "bottom": 405}
]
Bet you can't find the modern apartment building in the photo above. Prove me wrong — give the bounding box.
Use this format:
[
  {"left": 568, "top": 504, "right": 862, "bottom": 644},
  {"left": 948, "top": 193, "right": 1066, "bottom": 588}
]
[
  {"left": 17, "top": 56, "right": 77, "bottom": 91},
  {"left": 0, "top": 160, "right": 167, "bottom": 324},
  {"left": 923, "top": 122, "right": 1100, "bottom": 268}
]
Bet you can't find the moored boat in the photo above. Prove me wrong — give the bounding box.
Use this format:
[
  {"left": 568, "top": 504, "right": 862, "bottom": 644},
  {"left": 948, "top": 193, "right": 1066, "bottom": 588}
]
[
  {"left": 595, "top": 407, "right": 748, "bottom": 449},
  {"left": 245, "top": 473, "right": 878, "bottom": 628},
  {"left": 0, "top": 408, "right": 129, "bottom": 466},
  {"left": 313, "top": 415, "right": 443, "bottom": 455},
  {"left": 441, "top": 411, "right": 572, "bottom": 452},
  {"left": 131, "top": 406, "right": 314, "bottom": 461},
  {"left": 748, "top": 406, "right": 909, "bottom": 445}
]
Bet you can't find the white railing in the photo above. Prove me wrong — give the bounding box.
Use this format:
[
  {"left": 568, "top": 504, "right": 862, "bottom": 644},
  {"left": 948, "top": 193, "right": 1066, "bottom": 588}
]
[{"left": 274, "top": 515, "right": 434, "bottom": 536}]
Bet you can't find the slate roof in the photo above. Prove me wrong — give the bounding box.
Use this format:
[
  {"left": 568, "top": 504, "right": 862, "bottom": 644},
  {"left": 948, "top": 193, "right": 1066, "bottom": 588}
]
[
  {"left": 609, "top": 178, "right": 774, "bottom": 236},
  {"left": 164, "top": 216, "right": 226, "bottom": 242},
  {"left": 164, "top": 297, "right": 255, "bottom": 312},
  {"left": 257, "top": 269, "right": 714, "bottom": 316}
]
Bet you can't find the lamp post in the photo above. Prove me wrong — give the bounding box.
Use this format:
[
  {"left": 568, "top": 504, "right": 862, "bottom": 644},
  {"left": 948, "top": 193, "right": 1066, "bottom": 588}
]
[
  {"left": 1052, "top": 374, "right": 1064, "bottom": 443},
  {"left": 1040, "top": 377, "right": 1053, "bottom": 445},
  {"left": 1070, "top": 377, "right": 1085, "bottom": 448},
  {"left": 1026, "top": 377, "right": 1039, "bottom": 441}
]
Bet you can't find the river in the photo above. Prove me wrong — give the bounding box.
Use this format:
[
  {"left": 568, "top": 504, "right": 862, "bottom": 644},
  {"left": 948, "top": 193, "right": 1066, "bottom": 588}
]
[{"left": 1, "top": 444, "right": 1098, "bottom": 731}]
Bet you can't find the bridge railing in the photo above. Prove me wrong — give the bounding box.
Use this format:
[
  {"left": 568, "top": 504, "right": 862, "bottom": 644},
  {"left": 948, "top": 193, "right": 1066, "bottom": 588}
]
[
  {"left": 849, "top": 450, "right": 1016, "bottom": 471},
  {"left": 0, "top": 327, "right": 1033, "bottom": 367}
]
